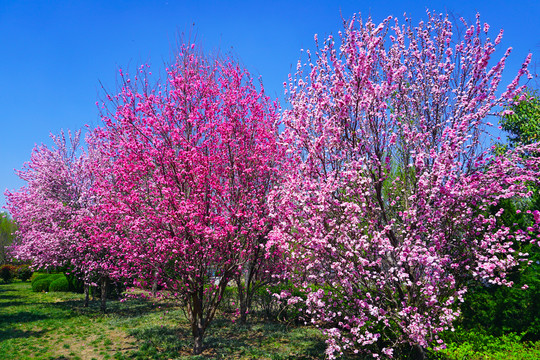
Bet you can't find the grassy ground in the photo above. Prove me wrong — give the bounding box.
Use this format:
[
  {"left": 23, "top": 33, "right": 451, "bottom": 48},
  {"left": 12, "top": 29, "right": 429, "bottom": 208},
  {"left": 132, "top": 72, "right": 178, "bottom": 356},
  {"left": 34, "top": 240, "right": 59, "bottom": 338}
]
[{"left": 1, "top": 280, "right": 540, "bottom": 359}]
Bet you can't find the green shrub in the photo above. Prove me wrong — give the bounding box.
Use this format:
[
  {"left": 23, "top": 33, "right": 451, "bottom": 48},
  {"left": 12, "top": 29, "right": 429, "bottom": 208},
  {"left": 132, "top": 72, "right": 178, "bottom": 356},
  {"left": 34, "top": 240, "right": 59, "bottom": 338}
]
[
  {"left": 16, "top": 265, "right": 33, "bottom": 282},
  {"left": 49, "top": 276, "right": 69, "bottom": 292},
  {"left": 433, "top": 328, "right": 540, "bottom": 360},
  {"left": 0, "top": 264, "right": 17, "bottom": 283},
  {"left": 32, "top": 278, "right": 54, "bottom": 292},
  {"left": 33, "top": 273, "right": 62, "bottom": 282}
]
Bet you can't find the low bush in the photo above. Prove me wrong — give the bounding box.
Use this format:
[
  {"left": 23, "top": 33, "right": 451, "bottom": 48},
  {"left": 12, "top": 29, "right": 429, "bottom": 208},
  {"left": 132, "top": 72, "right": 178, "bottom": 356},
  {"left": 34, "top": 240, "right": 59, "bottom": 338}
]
[
  {"left": 433, "top": 328, "right": 540, "bottom": 360},
  {"left": 31, "top": 273, "right": 53, "bottom": 284},
  {"left": 49, "top": 276, "right": 69, "bottom": 292}
]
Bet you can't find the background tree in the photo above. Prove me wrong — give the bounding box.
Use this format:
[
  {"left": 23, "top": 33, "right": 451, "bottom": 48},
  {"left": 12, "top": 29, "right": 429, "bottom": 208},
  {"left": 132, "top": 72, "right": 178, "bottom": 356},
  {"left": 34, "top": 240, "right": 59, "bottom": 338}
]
[
  {"left": 269, "top": 12, "right": 539, "bottom": 359},
  {"left": 90, "top": 45, "right": 283, "bottom": 354},
  {"left": 0, "top": 212, "right": 16, "bottom": 265}
]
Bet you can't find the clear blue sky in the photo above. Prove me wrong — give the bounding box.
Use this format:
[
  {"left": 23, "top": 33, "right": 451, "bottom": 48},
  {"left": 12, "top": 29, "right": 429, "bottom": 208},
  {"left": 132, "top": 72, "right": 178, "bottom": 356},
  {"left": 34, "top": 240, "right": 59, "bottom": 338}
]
[{"left": 1, "top": 0, "right": 539, "bottom": 210}]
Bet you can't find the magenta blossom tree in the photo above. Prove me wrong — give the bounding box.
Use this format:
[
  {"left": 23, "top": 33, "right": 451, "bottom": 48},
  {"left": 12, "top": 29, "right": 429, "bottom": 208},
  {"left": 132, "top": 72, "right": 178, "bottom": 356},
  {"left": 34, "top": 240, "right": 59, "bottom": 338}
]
[
  {"left": 269, "top": 12, "right": 540, "bottom": 359},
  {"left": 90, "top": 46, "right": 283, "bottom": 354}
]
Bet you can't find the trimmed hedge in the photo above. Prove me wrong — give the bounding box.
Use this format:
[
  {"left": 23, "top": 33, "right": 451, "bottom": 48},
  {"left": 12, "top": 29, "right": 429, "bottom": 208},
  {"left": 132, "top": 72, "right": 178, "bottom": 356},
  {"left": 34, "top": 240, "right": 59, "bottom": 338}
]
[
  {"left": 49, "top": 276, "right": 69, "bottom": 292},
  {"left": 32, "top": 278, "right": 54, "bottom": 292}
]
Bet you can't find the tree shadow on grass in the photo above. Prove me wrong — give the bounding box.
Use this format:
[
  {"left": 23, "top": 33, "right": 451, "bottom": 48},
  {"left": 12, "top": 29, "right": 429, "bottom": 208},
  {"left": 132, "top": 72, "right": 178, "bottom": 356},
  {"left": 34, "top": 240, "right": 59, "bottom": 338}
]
[
  {"left": 122, "top": 318, "right": 332, "bottom": 360},
  {"left": 46, "top": 296, "right": 174, "bottom": 320},
  {"left": 0, "top": 311, "right": 49, "bottom": 326}
]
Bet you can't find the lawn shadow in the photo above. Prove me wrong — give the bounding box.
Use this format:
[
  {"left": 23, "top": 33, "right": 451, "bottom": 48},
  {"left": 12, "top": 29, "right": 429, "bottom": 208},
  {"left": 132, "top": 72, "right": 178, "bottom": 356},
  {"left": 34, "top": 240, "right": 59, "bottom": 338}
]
[
  {"left": 127, "top": 324, "right": 191, "bottom": 358},
  {"left": 0, "top": 328, "right": 46, "bottom": 341}
]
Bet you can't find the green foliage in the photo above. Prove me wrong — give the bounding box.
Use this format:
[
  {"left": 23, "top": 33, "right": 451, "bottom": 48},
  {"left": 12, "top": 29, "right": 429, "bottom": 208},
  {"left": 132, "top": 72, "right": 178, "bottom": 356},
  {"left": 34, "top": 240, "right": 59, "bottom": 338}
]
[
  {"left": 461, "top": 194, "right": 540, "bottom": 340},
  {"left": 31, "top": 273, "right": 49, "bottom": 283},
  {"left": 500, "top": 90, "right": 540, "bottom": 148},
  {"left": 49, "top": 276, "right": 70, "bottom": 292},
  {"left": 16, "top": 265, "right": 32, "bottom": 281},
  {"left": 65, "top": 272, "right": 84, "bottom": 293},
  {"left": 253, "top": 281, "right": 306, "bottom": 324},
  {"left": 0, "top": 264, "right": 17, "bottom": 283}
]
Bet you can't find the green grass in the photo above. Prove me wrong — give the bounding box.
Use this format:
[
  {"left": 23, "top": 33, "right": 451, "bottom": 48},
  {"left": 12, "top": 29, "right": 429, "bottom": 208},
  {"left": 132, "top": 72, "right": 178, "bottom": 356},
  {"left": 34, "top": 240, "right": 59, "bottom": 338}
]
[
  {"left": 0, "top": 281, "right": 330, "bottom": 359},
  {"left": 2, "top": 280, "right": 539, "bottom": 359}
]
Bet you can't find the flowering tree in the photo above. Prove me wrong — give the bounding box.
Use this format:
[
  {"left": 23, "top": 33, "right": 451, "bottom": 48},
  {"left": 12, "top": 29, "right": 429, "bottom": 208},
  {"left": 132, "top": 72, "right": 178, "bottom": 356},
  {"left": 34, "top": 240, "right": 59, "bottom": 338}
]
[
  {"left": 90, "top": 46, "right": 282, "bottom": 354},
  {"left": 269, "top": 12, "right": 540, "bottom": 359}
]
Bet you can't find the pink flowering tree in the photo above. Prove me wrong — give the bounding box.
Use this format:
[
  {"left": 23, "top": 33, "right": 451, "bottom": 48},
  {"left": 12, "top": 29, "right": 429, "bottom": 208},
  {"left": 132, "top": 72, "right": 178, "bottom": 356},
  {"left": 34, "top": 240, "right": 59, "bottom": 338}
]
[
  {"left": 90, "top": 46, "right": 283, "bottom": 354},
  {"left": 269, "top": 12, "right": 540, "bottom": 359}
]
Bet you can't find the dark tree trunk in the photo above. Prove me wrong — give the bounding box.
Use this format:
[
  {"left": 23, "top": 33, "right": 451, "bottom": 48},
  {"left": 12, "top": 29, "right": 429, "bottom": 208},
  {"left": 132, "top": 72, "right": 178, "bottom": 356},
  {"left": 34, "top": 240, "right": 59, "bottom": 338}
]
[
  {"left": 412, "top": 344, "right": 427, "bottom": 360},
  {"left": 192, "top": 329, "right": 204, "bottom": 355},
  {"left": 151, "top": 270, "right": 158, "bottom": 296},
  {"left": 100, "top": 276, "right": 109, "bottom": 313}
]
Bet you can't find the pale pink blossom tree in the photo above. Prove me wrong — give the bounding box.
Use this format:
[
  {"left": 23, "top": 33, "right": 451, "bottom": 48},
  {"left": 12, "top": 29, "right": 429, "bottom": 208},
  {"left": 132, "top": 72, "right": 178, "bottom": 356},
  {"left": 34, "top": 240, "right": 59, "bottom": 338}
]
[
  {"left": 89, "top": 46, "right": 283, "bottom": 354},
  {"left": 269, "top": 12, "right": 540, "bottom": 359},
  {"left": 6, "top": 131, "right": 91, "bottom": 285}
]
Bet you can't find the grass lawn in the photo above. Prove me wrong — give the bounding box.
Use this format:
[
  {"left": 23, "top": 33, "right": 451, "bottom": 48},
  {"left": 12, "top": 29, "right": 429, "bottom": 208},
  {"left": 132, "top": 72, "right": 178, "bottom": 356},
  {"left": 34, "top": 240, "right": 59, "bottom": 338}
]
[{"left": 1, "top": 280, "right": 540, "bottom": 359}]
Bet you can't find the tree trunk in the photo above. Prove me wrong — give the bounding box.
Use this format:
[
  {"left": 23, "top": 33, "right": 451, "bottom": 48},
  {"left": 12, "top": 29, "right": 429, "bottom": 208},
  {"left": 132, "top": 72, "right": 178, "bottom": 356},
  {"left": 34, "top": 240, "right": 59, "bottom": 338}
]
[
  {"left": 100, "top": 276, "right": 109, "bottom": 313},
  {"left": 83, "top": 283, "right": 89, "bottom": 307},
  {"left": 187, "top": 287, "right": 209, "bottom": 355}
]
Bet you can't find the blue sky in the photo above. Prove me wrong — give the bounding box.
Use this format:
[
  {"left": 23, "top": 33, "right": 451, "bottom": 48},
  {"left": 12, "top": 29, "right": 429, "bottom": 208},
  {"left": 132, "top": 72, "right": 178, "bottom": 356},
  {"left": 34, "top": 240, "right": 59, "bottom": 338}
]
[{"left": 1, "top": 0, "right": 539, "bottom": 209}]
